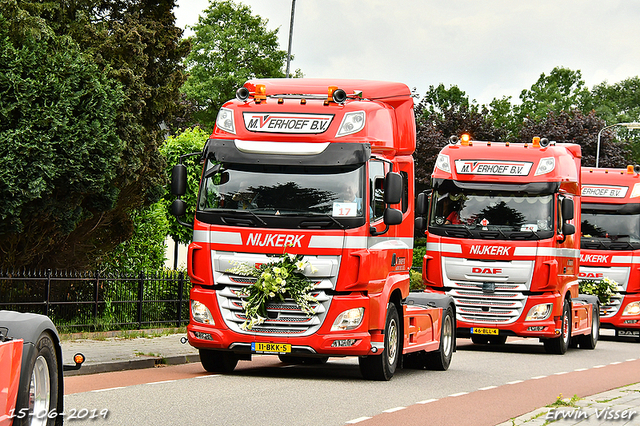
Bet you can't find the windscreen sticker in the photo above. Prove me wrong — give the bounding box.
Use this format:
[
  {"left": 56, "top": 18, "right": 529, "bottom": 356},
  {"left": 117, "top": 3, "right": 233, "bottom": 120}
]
[
  {"left": 455, "top": 160, "right": 533, "bottom": 176},
  {"left": 333, "top": 202, "right": 357, "bottom": 217},
  {"left": 243, "top": 113, "right": 334, "bottom": 134},
  {"left": 581, "top": 185, "right": 628, "bottom": 198}
]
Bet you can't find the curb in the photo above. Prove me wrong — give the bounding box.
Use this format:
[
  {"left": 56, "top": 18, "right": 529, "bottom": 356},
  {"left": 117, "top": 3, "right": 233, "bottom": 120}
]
[{"left": 64, "top": 354, "right": 201, "bottom": 377}]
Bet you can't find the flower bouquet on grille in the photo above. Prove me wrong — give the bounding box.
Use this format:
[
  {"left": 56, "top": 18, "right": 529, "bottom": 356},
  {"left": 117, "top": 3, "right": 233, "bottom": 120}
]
[
  {"left": 579, "top": 276, "right": 620, "bottom": 305},
  {"left": 226, "top": 253, "right": 318, "bottom": 330}
]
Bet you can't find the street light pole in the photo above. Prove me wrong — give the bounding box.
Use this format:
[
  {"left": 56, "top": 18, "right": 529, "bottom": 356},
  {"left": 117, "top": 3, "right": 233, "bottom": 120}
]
[
  {"left": 285, "top": 0, "right": 296, "bottom": 78},
  {"left": 595, "top": 122, "right": 640, "bottom": 168}
]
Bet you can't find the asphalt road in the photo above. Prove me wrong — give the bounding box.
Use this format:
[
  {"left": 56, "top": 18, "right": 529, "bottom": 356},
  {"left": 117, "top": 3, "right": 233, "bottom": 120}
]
[{"left": 62, "top": 332, "right": 640, "bottom": 426}]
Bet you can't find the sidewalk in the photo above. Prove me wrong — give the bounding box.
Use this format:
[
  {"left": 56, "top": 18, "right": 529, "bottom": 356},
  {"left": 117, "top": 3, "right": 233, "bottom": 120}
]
[
  {"left": 59, "top": 332, "right": 640, "bottom": 425},
  {"left": 59, "top": 330, "right": 199, "bottom": 376},
  {"left": 497, "top": 383, "right": 640, "bottom": 425}
]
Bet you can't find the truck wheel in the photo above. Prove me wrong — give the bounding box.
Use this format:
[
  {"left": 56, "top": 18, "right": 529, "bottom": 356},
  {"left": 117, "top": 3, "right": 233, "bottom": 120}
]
[
  {"left": 578, "top": 304, "right": 599, "bottom": 350},
  {"left": 544, "top": 300, "right": 571, "bottom": 355},
  {"left": 199, "top": 349, "right": 238, "bottom": 373},
  {"left": 359, "top": 303, "right": 400, "bottom": 381},
  {"left": 15, "top": 332, "right": 59, "bottom": 426},
  {"left": 424, "top": 306, "right": 455, "bottom": 371}
]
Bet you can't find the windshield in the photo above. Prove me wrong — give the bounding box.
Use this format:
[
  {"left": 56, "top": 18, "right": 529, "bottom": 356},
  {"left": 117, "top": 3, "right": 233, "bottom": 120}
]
[
  {"left": 196, "top": 161, "right": 365, "bottom": 228},
  {"left": 581, "top": 208, "right": 640, "bottom": 249},
  {"left": 428, "top": 189, "right": 554, "bottom": 240}
]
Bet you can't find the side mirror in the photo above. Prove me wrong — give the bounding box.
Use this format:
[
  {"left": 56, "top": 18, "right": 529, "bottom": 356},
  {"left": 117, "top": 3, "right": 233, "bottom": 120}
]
[
  {"left": 415, "top": 191, "right": 431, "bottom": 216},
  {"left": 415, "top": 217, "right": 427, "bottom": 231},
  {"left": 171, "top": 199, "right": 187, "bottom": 217},
  {"left": 383, "top": 172, "right": 402, "bottom": 205},
  {"left": 383, "top": 208, "right": 402, "bottom": 226},
  {"left": 562, "top": 223, "right": 575, "bottom": 236},
  {"left": 561, "top": 198, "right": 574, "bottom": 221},
  {"left": 172, "top": 164, "right": 187, "bottom": 196}
]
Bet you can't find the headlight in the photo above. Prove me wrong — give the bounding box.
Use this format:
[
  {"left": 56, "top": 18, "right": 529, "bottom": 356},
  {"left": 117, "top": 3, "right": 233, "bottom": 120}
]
[
  {"left": 331, "top": 308, "right": 364, "bottom": 331},
  {"left": 622, "top": 301, "right": 640, "bottom": 316},
  {"left": 534, "top": 157, "right": 555, "bottom": 176},
  {"left": 215, "top": 107, "right": 236, "bottom": 134},
  {"left": 436, "top": 154, "right": 451, "bottom": 173},
  {"left": 191, "top": 300, "right": 215, "bottom": 324},
  {"left": 336, "top": 111, "right": 365, "bottom": 137},
  {"left": 526, "top": 303, "right": 552, "bottom": 321}
]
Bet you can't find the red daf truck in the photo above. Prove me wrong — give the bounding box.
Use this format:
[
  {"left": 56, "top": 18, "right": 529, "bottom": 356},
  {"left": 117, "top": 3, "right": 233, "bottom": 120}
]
[
  {"left": 171, "top": 79, "right": 456, "bottom": 380},
  {"left": 416, "top": 135, "right": 598, "bottom": 354},
  {"left": 581, "top": 166, "right": 640, "bottom": 341}
]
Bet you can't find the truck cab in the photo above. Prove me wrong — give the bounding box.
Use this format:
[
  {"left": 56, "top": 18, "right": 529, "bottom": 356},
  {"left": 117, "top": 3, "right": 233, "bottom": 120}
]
[
  {"left": 172, "top": 79, "right": 456, "bottom": 380},
  {"left": 581, "top": 166, "right": 640, "bottom": 340},
  {"left": 417, "top": 135, "right": 598, "bottom": 354}
]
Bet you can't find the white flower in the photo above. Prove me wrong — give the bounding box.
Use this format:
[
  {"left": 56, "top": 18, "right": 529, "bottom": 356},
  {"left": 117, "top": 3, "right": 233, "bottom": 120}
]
[{"left": 295, "top": 260, "right": 306, "bottom": 271}]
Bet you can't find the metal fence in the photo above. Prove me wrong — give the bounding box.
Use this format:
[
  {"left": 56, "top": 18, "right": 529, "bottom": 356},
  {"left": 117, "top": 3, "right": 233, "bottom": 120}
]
[{"left": 0, "top": 269, "right": 191, "bottom": 331}]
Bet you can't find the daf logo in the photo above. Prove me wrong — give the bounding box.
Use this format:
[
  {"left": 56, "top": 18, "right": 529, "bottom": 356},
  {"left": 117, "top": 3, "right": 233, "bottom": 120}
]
[
  {"left": 472, "top": 267, "right": 503, "bottom": 274},
  {"left": 579, "top": 272, "right": 604, "bottom": 278}
]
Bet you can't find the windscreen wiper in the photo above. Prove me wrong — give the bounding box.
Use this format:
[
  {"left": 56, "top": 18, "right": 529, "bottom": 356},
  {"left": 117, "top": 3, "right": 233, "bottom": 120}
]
[
  {"left": 297, "top": 212, "right": 345, "bottom": 229},
  {"left": 215, "top": 208, "right": 267, "bottom": 226}
]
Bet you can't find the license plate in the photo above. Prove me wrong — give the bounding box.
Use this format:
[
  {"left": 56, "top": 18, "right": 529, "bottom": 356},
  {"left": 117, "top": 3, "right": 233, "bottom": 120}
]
[
  {"left": 617, "top": 330, "right": 640, "bottom": 337},
  {"left": 251, "top": 342, "right": 291, "bottom": 354},
  {"left": 471, "top": 327, "right": 499, "bottom": 335}
]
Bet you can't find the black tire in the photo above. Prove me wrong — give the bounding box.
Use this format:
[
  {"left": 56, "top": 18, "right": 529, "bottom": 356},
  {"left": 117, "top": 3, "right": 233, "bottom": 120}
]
[
  {"left": 424, "top": 306, "right": 455, "bottom": 370},
  {"left": 278, "top": 355, "right": 329, "bottom": 365},
  {"left": 544, "top": 299, "right": 571, "bottom": 354},
  {"left": 199, "top": 349, "right": 238, "bottom": 373},
  {"left": 578, "top": 304, "right": 599, "bottom": 350},
  {"left": 359, "top": 303, "right": 400, "bottom": 381},
  {"left": 14, "top": 332, "right": 59, "bottom": 426}
]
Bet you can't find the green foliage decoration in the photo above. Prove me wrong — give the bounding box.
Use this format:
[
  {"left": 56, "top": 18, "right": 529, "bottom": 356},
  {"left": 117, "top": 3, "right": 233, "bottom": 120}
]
[
  {"left": 226, "top": 253, "right": 318, "bottom": 330},
  {"left": 579, "top": 277, "right": 619, "bottom": 306}
]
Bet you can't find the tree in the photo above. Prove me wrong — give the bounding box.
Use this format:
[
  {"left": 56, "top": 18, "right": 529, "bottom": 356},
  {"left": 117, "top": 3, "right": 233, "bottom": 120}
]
[
  {"left": 588, "top": 77, "right": 640, "bottom": 163},
  {"left": 517, "top": 110, "right": 633, "bottom": 169},
  {"left": 2, "top": 0, "right": 190, "bottom": 269},
  {"left": 414, "top": 84, "right": 506, "bottom": 185},
  {"left": 97, "top": 203, "right": 170, "bottom": 274},
  {"left": 0, "top": 1, "right": 123, "bottom": 269},
  {"left": 516, "top": 67, "right": 591, "bottom": 124},
  {"left": 181, "top": 0, "right": 291, "bottom": 131}
]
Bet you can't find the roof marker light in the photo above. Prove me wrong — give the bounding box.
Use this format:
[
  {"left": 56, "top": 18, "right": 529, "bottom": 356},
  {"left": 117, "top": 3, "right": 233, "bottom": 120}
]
[
  {"left": 532, "top": 136, "right": 541, "bottom": 147},
  {"left": 254, "top": 84, "right": 266, "bottom": 102},
  {"left": 461, "top": 133, "right": 471, "bottom": 146}
]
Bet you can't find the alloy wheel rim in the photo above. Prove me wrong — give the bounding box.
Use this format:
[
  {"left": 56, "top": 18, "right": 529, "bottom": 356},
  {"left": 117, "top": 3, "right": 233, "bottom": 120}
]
[{"left": 29, "top": 355, "right": 50, "bottom": 426}]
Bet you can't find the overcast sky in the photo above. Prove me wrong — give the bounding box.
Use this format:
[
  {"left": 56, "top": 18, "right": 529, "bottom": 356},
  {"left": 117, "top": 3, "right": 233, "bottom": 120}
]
[{"left": 174, "top": 0, "right": 640, "bottom": 106}]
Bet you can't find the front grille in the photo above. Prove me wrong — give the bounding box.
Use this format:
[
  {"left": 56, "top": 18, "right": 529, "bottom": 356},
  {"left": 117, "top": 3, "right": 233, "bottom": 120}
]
[
  {"left": 448, "top": 288, "right": 527, "bottom": 324},
  {"left": 213, "top": 253, "right": 338, "bottom": 337},
  {"left": 600, "top": 293, "right": 623, "bottom": 318}
]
